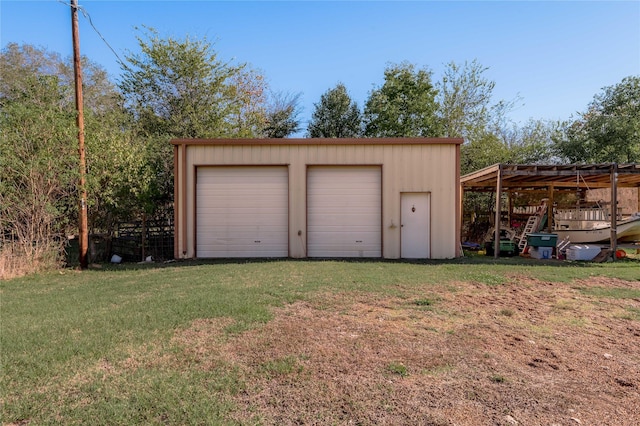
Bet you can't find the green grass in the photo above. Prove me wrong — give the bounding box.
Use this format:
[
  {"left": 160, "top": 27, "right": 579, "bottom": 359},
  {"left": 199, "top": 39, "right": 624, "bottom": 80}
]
[
  {"left": 386, "top": 362, "right": 409, "bottom": 378},
  {"left": 260, "top": 356, "right": 304, "bottom": 378},
  {"left": 489, "top": 374, "right": 507, "bottom": 383},
  {"left": 1, "top": 258, "right": 639, "bottom": 424},
  {"left": 414, "top": 298, "right": 435, "bottom": 306},
  {"left": 621, "top": 307, "right": 640, "bottom": 321},
  {"left": 576, "top": 286, "right": 640, "bottom": 299}
]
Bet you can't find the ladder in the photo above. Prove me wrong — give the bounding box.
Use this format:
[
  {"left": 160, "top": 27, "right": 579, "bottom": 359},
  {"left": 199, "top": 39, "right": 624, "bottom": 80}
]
[
  {"left": 518, "top": 204, "right": 547, "bottom": 251},
  {"left": 557, "top": 236, "right": 572, "bottom": 253}
]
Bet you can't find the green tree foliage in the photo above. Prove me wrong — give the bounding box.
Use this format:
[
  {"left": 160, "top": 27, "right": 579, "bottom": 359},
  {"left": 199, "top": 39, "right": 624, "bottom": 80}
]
[
  {"left": 437, "top": 60, "right": 556, "bottom": 229},
  {"left": 262, "top": 91, "right": 302, "bottom": 138},
  {"left": 436, "top": 60, "right": 543, "bottom": 173},
  {"left": 553, "top": 76, "right": 640, "bottom": 163},
  {"left": 0, "top": 46, "right": 94, "bottom": 267},
  {"left": 229, "top": 68, "right": 268, "bottom": 138},
  {"left": 499, "top": 119, "right": 560, "bottom": 165},
  {"left": 0, "top": 49, "right": 77, "bottom": 253},
  {"left": 119, "top": 28, "right": 273, "bottom": 216},
  {"left": 437, "top": 59, "right": 495, "bottom": 139},
  {"left": 307, "top": 83, "right": 362, "bottom": 138},
  {"left": 83, "top": 108, "right": 149, "bottom": 231},
  {"left": 460, "top": 134, "right": 511, "bottom": 175},
  {"left": 1, "top": 44, "right": 147, "bottom": 272},
  {"left": 120, "top": 27, "right": 252, "bottom": 139},
  {"left": 363, "top": 62, "right": 441, "bottom": 137}
]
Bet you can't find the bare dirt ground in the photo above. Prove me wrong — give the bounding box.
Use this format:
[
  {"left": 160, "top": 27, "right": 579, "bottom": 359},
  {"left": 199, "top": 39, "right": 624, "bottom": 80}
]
[{"left": 175, "top": 276, "right": 640, "bottom": 425}]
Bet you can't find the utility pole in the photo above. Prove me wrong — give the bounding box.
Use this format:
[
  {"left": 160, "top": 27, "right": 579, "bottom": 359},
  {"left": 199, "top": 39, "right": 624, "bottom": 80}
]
[{"left": 71, "top": 0, "right": 89, "bottom": 269}]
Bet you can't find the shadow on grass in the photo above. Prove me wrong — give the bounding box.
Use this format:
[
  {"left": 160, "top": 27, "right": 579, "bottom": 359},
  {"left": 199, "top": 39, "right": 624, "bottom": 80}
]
[{"left": 83, "top": 251, "right": 640, "bottom": 273}]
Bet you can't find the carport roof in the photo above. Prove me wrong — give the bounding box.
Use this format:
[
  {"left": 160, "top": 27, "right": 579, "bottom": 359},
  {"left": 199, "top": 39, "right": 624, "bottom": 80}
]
[{"left": 461, "top": 163, "right": 640, "bottom": 191}]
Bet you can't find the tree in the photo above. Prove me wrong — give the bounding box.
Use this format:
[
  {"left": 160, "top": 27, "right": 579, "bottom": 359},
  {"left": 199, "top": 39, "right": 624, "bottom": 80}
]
[
  {"left": 0, "top": 44, "right": 132, "bottom": 272},
  {"left": 437, "top": 59, "right": 496, "bottom": 139},
  {"left": 262, "top": 91, "right": 302, "bottom": 138},
  {"left": 120, "top": 28, "right": 235, "bottom": 138},
  {"left": 363, "top": 62, "right": 441, "bottom": 137},
  {"left": 500, "top": 119, "right": 560, "bottom": 165},
  {"left": 436, "top": 60, "right": 546, "bottom": 231},
  {"left": 459, "top": 119, "right": 558, "bottom": 175},
  {"left": 437, "top": 60, "right": 525, "bottom": 149},
  {"left": 0, "top": 44, "right": 148, "bottom": 274},
  {"left": 0, "top": 62, "right": 77, "bottom": 270},
  {"left": 228, "top": 68, "right": 271, "bottom": 138},
  {"left": 553, "top": 76, "right": 640, "bottom": 163},
  {"left": 435, "top": 59, "right": 539, "bottom": 176},
  {"left": 119, "top": 29, "right": 274, "bottom": 217},
  {"left": 83, "top": 107, "right": 150, "bottom": 232},
  {"left": 307, "top": 83, "right": 362, "bottom": 138},
  {"left": 459, "top": 133, "right": 511, "bottom": 175}
]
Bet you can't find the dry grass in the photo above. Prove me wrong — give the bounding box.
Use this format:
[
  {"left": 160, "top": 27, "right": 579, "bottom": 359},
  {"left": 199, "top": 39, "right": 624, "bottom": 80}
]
[
  {"left": 164, "top": 276, "right": 640, "bottom": 425},
  {"left": 0, "top": 241, "right": 62, "bottom": 280},
  {"left": 0, "top": 245, "right": 41, "bottom": 280},
  {"left": 3, "top": 261, "right": 639, "bottom": 425}
]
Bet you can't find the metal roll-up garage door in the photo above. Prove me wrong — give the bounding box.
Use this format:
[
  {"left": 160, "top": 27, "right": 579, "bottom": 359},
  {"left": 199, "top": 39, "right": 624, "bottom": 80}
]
[
  {"left": 196, "top": 166, "right": 288, "bottom": 257},
  {"left": 307, "top": 166, "right": 381, "bottom": 257}
]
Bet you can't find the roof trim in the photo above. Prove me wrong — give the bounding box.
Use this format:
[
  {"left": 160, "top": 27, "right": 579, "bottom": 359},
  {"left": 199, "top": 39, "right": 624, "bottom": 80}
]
[
  {"left": 171, "top": 137, "right": 464, "bottom": 146},
  {"left": 461, "top": 163, "right": 640, "bottom": 190}
]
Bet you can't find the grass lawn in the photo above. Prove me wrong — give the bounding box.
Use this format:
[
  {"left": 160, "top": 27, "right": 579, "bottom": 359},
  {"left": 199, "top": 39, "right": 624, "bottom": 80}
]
[{"left": 1, "top": 256, "right": 639, "bottom": 425}]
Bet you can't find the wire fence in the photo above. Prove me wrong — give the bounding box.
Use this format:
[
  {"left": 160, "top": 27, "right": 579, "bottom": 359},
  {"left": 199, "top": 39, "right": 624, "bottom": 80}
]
[
  {"left": 111, "top": 219, "right": 174, "bottom": 262},
  {"left": 64, "top": 220, "right": 174, "bottom": 265}
]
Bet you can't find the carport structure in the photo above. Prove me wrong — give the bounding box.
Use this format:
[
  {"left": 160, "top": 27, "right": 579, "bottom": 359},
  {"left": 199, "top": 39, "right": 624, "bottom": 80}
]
[{"left": 460, "top": 163, "right": 640, "bottom": 258}]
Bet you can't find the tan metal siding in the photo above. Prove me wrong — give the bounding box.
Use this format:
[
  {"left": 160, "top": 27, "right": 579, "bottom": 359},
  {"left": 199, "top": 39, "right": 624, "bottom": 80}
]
[{"left": 174, "top": 141, "right": 460, "bottom": 259}]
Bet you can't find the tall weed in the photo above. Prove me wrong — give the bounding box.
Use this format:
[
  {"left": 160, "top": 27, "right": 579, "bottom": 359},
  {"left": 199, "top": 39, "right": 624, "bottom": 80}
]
[{"left": 0, "top": 239, "right": 62, "bottom": 280}]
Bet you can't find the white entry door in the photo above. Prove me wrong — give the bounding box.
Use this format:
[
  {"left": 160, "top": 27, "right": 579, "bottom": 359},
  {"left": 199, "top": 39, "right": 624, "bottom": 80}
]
[{"left": 401, "top": 192, "right": 431, "bottom": 258}]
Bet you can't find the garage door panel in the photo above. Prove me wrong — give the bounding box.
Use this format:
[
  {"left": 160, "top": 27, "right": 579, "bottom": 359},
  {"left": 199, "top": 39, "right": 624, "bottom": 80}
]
[
  {"left": 196, "top": 167, "right": 288, "bottom": 258},
  {"left": 308, "top": 232, "right": 379, "bottom": 253},
  {"left": 308, "top": 166, "right": 381, "bottom": 257},
  {"left": 197, "top": 241, "right": 288, "bottom": 257},
  {"left": 197, "top": 227, "right": 288, "bottom": 240},
  {"left": 198, "top": 211, "right": 286, "bottom": 224}
]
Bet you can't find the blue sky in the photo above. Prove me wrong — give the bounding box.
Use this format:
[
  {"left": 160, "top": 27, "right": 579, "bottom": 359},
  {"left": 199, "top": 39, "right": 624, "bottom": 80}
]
[{"left": 2, "top": 0, "right": 639, "bottom": 134}]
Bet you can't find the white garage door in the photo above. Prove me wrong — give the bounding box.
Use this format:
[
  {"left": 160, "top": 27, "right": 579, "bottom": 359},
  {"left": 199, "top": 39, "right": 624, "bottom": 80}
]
[
  {"left": 307, "top": 166, "right": 381, "bottom": 257},
  {"left": 196, "top": 167, "right": 288, "bottom": 258}
]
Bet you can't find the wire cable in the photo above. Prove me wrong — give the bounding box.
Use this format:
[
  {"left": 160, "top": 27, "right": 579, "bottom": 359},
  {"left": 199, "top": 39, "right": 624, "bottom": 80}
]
[{"left": 57, "top": 0, "right": 127, "bottom": 66}]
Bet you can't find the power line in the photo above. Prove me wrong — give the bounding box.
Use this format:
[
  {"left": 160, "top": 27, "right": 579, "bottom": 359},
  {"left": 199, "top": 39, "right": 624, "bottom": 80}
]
[{"left": 58, "top": 0, "right": 126, "bottom": 66}]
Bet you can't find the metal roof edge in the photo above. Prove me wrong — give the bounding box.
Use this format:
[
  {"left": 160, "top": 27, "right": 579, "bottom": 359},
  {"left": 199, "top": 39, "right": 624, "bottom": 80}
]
[{"left": 170, "top": 137, "right": 464, "bottom": 146}]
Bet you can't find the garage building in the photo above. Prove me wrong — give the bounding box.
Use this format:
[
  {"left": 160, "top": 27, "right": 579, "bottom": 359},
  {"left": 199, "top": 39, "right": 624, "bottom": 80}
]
[{"left": 172, "top": 138, "right": 463, "bottom": 259}]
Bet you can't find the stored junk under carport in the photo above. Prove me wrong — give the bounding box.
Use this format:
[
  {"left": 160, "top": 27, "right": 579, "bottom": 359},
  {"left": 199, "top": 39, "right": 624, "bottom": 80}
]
[
  {"left": 461, "top": 163, "right": 640, "bottom": 259},
  {"left": 172, "top": 138, "right": 463, "bottom": 260}
]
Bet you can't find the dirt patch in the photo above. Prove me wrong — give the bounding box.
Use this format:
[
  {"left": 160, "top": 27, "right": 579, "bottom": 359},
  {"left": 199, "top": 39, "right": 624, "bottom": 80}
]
[{"left": 176, "top": 277, "right": 640, "bottom": 425}]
